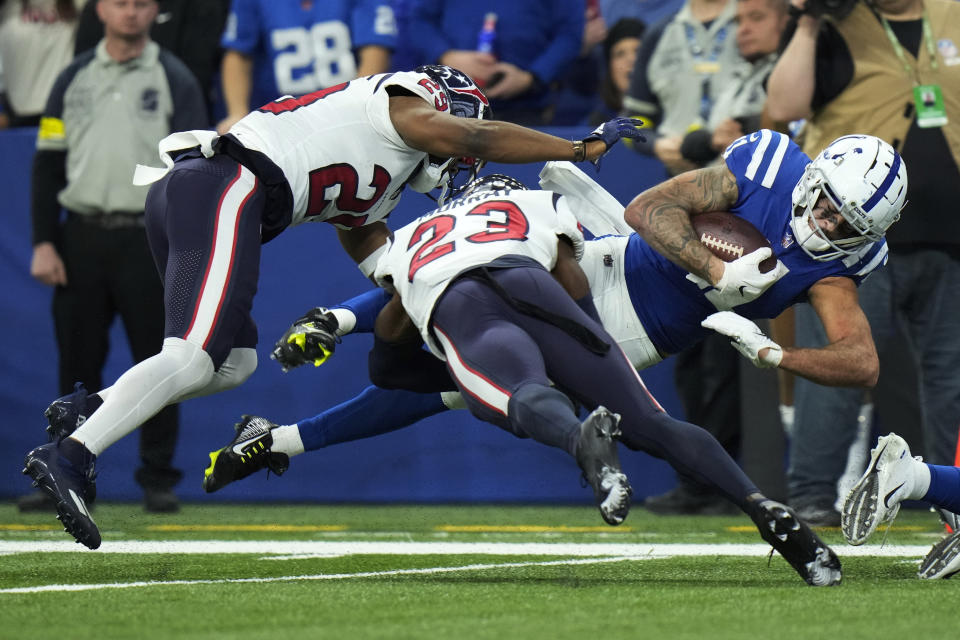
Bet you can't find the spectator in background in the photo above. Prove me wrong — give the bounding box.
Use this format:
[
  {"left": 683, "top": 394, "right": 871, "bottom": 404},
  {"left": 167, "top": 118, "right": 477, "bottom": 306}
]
[
  {"left": 622, "top": 0, "right": 745, "bottom": 175},
  {"left": 678, "top": 0, "right": 789, "bottom": 166},
  {"left": 72, "top": 0, "right": 230, "bottom": 115},
  {"left": 766, "top": 0, "right": 960, "bottom": 527},
  {"left": 549, "top": 0, "right": 610, "bottom": 126},
  {"left": 22, "top": 0, "right": 207, "bottom": 513},
  {"left": 588, "top": 17, "right": 646, "bottom": 125},
  {"left": 215, "top": 0, "right": 396, "bottom": 134},
  {"left": 0, "top": 0, "right": 82, "bottom": 127},
  {"left": 406, "top": 0, "right": 584, "bottom": 126}
]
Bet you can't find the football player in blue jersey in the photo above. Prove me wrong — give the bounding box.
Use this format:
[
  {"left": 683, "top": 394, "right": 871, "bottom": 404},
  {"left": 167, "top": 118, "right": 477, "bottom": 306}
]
[
  {"left": 195, "top": 132, "right": 906, "bottom": 515},
  {"left": 217, "top": 0, "right": 398, "bottom": 134}
]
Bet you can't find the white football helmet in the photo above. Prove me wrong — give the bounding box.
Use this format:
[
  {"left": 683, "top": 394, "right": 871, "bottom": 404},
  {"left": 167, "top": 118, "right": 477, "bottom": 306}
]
[{"left": 790, "top": 134, "right": 907, "bottom": 261}]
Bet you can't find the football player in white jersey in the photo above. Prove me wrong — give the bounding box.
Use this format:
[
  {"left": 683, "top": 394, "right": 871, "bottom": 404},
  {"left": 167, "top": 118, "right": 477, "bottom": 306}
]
[
  {"left": 368, "top": 173, "right": 842, "bottom": 584},
  {"left": 21, "top": 64, "right": 645, "bottom": 550},
  {"left": 373, "top": 174, "right": 634, "bottom": 527}
]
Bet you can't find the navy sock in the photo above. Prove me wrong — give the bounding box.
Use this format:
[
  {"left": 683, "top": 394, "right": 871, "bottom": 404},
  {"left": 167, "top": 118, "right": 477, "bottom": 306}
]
[
  {"left": 923, "top": 464, "right": 960, "bottom": 513},
  {"left": 333, "top": 288, "right": 391, "bottom": 334},
  {"left": 298, "top": 385, "right": 447, "bottom": 451}
]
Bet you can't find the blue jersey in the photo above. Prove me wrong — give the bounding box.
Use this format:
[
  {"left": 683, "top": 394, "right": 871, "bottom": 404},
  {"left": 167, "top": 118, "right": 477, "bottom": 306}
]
[
  {"left": 621, "top": 129, "right": 889, "bottom": 355},
  {"left": 222, "top": 0, "right": 397, "bottom": 110}
]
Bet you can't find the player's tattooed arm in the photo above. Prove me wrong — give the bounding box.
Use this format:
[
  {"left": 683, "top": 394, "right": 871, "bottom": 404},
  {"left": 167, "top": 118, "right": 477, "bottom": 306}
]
[{"left": 623, "top": 163, "right": 739, "bottom": 285}]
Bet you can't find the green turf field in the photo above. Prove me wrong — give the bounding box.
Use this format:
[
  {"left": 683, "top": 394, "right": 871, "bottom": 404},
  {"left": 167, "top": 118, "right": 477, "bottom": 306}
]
[{"left": 1, "top": 502, "right": 954, "bottom": 640}]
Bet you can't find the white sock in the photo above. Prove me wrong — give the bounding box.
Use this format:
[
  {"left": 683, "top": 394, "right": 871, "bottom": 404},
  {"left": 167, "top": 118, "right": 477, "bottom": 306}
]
[
  {"left": 271, "top": 424, "right": 305, "bottom": 457},
  {"left": 909, "top": 459, "right": 932, "bottom": 499},
  {"left": 330, "top": 308, "right": 356, "bottom": 335}
]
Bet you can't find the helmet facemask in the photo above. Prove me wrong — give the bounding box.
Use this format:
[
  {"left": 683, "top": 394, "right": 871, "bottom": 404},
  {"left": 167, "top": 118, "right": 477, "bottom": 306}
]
[{"left": 408, "top": 155, "right": 488, "bottom": 205}]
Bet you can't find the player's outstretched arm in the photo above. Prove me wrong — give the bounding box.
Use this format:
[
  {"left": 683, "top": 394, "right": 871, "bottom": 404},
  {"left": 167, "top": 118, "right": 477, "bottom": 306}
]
[
  {"left": 389, "top": 97, "right": 641, "bottom": 165},
  {"left": 775, "top": 276, "right": 878, "bottom": 387}
]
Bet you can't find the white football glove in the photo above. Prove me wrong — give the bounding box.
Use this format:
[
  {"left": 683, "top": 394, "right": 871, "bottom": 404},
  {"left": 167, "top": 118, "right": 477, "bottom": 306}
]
[
  {"left": 686, "top": 247, "right": 789, "bottom": 310},
  {"left": 701, "top": 311, "right": 783, "bottom": 368}
]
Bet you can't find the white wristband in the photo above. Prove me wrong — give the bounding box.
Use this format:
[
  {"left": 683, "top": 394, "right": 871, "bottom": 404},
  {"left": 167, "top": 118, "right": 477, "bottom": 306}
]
[{"left": 358, "top": 239, "right": 391, "bottom": 279}]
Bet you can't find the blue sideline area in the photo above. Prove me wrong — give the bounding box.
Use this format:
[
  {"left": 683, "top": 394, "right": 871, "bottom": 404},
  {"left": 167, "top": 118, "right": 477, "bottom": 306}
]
[{"left": 0, "top": 127, "right": 684, "bottom": 504}]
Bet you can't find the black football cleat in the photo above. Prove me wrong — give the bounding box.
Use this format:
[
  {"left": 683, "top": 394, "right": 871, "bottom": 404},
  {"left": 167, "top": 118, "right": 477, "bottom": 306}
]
[
  {"left": 575, "top": 406, "right": 632, "bottom": 526},
  {"left": 202, "top": 415, "right": 290, "bottom": 493},
  {"left": 22, "top": 440, "right": 100, "bottom": 550},
  {"left": 750, "top": 499, "right": 842, "bottom": 586}
]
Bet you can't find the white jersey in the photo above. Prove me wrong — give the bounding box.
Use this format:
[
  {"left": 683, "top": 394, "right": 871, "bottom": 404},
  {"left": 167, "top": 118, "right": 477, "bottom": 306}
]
[
  {"left": 376, "top": 189, "right": 585, "bottom": 358},
  {"left": 228, "top": 70, "right": 440, "bottom": 229}
]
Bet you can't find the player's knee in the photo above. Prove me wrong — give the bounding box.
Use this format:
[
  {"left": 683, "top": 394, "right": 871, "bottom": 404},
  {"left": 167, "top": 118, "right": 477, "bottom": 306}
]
[
  {"left": 508, "top": 384, "right": 576, "bottom": 427},
  {"left": 217, "top": 347, "right": 258, "bottom": 389},
  {"left": 160, "top": 337, "right": 216, "bottom": 392}
]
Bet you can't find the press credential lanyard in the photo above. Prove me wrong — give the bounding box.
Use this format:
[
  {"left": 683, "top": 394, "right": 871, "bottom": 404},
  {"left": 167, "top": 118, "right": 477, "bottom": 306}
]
[
  {"left": 684, "top": 22, "right": 730, "bottom": 124},
  {"left": 879, "top": 9, "right": 947, "bottom": 128}
]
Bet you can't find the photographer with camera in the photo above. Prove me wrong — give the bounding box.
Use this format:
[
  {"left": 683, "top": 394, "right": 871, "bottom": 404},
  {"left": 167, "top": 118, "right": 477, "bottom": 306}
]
[{"left": 766, "top": 0, "right": 960, "bottom": 533}]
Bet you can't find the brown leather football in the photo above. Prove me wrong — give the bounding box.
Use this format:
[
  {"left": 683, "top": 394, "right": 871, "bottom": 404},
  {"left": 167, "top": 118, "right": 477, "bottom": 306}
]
[{"left": 691, "top": 211, "right": 776, "bottom": 273}]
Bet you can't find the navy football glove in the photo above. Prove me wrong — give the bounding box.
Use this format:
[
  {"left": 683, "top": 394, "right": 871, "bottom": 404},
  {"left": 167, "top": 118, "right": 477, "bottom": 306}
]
[
  {"left": 583, "top": 117, "right": 646, "bottom": 167},
  {"left": 271, "top": 307, "right": 341, "bottom": 372}
]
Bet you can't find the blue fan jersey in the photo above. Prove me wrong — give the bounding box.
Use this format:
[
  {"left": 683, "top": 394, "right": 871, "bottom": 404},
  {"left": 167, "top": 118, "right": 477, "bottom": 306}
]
[
  {"left": 621, "top": 129, "right": 889, "bottom": 355},
  {"left": 222, "top": 0, "right": 397, "bottom": 110}
]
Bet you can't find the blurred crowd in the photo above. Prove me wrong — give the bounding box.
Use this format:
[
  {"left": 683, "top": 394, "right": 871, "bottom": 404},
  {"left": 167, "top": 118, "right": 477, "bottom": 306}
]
[{"left": 0, "top": 0, "right": 676, "bottom": 130}]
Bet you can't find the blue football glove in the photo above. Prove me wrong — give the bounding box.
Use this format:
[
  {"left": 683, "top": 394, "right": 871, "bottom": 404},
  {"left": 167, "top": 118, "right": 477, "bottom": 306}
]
[{"left": 583, "top": 117, "right": 647, "bottom": 167}]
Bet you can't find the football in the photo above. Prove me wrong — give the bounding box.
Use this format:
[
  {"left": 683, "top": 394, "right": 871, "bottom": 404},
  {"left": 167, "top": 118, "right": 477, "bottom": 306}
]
[{"left": 691, "top": 211, "right": 776, "bottom": 273}]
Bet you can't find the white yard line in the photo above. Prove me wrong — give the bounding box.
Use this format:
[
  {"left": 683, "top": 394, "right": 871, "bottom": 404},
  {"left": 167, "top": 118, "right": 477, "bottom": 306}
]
[{"left": 0, "top": 556, "right": 637, "bottom": 594}]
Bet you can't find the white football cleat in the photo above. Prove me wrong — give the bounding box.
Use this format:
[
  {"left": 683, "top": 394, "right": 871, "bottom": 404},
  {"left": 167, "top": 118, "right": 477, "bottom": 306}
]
[
  {"left": 919, "top": 530, "right": 960, "bottom": 579},
  {"left": 841, "top": 433, "right": 920, "bottom": 545}
]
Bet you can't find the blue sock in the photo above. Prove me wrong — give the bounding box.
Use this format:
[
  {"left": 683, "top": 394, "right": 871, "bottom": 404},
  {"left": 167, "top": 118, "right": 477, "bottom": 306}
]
[
  {"left": 922, "top": 464, "right": 960, "bottom": 513},
  {"left": 332, "top": 288, "right": 391, "bottom": 334},
  {"left": 298, "top": 385, "right": 447, "bottom": 451}
]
